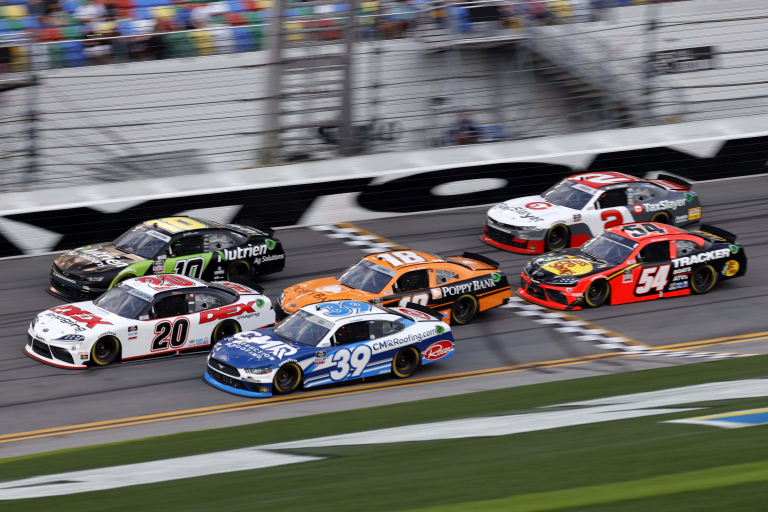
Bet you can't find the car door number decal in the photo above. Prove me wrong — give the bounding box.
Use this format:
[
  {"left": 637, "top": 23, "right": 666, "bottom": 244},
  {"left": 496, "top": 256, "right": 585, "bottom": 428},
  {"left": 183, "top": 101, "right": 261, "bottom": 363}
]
[
  {"left": 601, "top": 210, "right": 623, "bottom": 229},
  {"left": 151, "top": 318, "right": 190, "bottom": 351},
  {"left": 329, "top": 345, "right": 372, "bottom": 381},
  {"left": 398, "top": 293, "right": 429, "bottom": 307},
  {"left": 173, "top": 257, "right": 205, "bottom": 279},
  {"left": 316, "top": 300, "right": 371, "bottom": 317},
  {"left": 635, "top": 265, "right": 670, "bottom": 294},
  {"left": 378, "top": 251, "right": 426, "bottom": 267}
]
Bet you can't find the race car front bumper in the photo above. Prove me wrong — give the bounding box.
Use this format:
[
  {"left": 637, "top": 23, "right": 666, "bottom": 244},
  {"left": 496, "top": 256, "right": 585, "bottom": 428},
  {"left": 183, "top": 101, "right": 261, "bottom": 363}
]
[
  {"left": 25, "top": 333, "right": 88, "bottom": 369},
  {"left": 49, "top": 268, "right": 107, "bottom": 302},
  {"left": 482, "top": 226, "right": 545, "bottom": 254},
  {"left": 204, "top": 365, "right": 273, "bottom": 398},
  {"left": 517, "top": 274, "right": 583, "bottom": 311}
]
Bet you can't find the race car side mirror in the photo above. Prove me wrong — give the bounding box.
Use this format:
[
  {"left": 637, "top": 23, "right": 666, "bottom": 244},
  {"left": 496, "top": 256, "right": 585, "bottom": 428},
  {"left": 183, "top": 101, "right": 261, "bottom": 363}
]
[{"left": 392, "top": 284, "right": 400, "bottom": 293}]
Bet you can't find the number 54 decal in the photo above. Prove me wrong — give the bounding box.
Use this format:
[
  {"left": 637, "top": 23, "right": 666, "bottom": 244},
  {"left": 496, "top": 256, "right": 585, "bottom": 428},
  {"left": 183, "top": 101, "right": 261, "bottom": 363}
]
[{"left": 635, "top": 265, "right": 670, "bottom": 295}]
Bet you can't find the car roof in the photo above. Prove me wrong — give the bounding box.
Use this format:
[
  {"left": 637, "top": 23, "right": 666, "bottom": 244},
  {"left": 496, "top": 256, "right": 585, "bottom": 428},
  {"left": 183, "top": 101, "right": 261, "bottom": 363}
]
[
  {"left": 608, "top": 223, "right": 688, "bottom": 241},
  {"left": 142, "top": 216, "right": 221, "bottom": 235},
  {"left": 363, "top": 250, "right": 444, "bottom": 270},
  {"left": 122, "top": 274, "right": 208, "bottom": 297},
  {"left": 299, "top": 300, "right": 389, "bottom": 323},
  {"left": 567, "top": 172, "right": 647, "bottom": 190}
]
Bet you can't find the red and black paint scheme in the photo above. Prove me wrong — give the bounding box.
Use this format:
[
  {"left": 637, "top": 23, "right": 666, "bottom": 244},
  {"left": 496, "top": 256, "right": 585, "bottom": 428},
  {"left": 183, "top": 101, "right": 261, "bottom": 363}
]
[
  {"left": 517, "top": 223, "right": 746, "bottom": 310},
  {"left": 483, "top": 172, "right": 702, "bottom": 255}
]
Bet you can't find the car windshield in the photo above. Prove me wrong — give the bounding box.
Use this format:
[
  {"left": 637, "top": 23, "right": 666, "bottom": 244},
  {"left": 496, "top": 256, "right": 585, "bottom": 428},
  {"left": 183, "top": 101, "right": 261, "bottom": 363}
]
[
  {"left": 113, "top": 225, "right": 171, "bottom": 259},
  {"left": 273, "top": 310, "right": 334, "bottom": 346},
  {"left": 580, "top": 232, "right": 638, "bottom": 264},
  {"left": 93, "top": 286, "right": 151, "bottom": 319},
  {"left": 543, "top": 180, "right": 595, "bottom": 210},
  {"left": 338, "top": 259, "right": 396, "bottom": 294}
]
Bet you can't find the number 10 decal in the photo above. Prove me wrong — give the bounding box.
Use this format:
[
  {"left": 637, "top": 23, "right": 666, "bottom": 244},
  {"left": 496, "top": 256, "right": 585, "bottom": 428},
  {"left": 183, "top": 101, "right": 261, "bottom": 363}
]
[
  {"left": 152, "top": 318, "right": 190, "bottom": 351},
  {"left": 173, "top": 257, "right": 205, "bottom": 279}
]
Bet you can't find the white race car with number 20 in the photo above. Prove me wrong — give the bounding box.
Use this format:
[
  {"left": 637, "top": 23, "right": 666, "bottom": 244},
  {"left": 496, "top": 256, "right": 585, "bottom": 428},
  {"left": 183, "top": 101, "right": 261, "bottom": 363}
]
[{"left": 26, "top": 274, "right": 274, "bottom": 369}]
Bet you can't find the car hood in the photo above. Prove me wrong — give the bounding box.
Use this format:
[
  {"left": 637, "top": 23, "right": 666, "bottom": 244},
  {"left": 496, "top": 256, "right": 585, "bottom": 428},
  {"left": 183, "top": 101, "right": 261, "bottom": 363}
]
[
  {"left": 210, "top": 328, "right": 315, "bottom": 368},
  {"left": 488, "top": 195, "right": 577, "bottom": 229},
  {"left": 525, "top": 249, "right": 617, "bottom": 283},
  {"left": 282, "top": 277, "right": 375, "bottom": 310},
  {"left": 54, "top": 243, "right": 144, "bottom": 277},
  {"left": 32, "top": 301, "right": 121, "bottom": 341}
]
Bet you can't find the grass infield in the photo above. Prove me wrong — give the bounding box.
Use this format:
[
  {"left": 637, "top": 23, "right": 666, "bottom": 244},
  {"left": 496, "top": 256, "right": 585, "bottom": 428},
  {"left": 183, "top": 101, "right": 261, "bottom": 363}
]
[{"left": 3, "top": 355, "right": 768, "bottom": 511}]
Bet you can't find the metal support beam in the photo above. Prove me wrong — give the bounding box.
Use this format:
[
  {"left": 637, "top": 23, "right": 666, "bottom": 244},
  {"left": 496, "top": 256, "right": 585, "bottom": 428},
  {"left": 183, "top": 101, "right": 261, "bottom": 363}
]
[
  {"left": 339, "top": 1, "right": 357, "bottom": 156},
  {"left": 261, "top": 0, "right": 285, "bottom": 165}
]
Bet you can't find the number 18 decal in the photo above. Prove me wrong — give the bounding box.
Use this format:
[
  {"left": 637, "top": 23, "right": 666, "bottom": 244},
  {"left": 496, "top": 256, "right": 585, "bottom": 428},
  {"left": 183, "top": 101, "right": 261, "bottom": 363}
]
[
  {"left": 378, "top": 251, "right": 426, "bottom": 267},
  {"left": 330, "top": 345, "right": 372, "bottom": 381},
  {"left": 635, "top": 265, "right": 670, "bottom": 295}
]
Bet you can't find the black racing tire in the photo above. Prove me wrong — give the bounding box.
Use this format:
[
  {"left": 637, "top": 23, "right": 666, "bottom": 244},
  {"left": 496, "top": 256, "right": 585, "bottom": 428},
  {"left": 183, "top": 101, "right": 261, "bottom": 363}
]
[
  {"left": 392, "top": 346, "right": 420, "bottom": 378},
  {"left": 584, "top": 279, "right": 610, "bottom": 308},
  {"left": 691, "top": 265, "right": 717, "bottom": 295},
  {"left": 273, "top": 363, "right": 302, "bottom": 394},
  {"left": 226, "top": 260, "right": 252, "bottom": 283},
  {"left": 91, "top": 336, "right": 120, "bottom": 366},
  {"left": 211, "top": 320, "right": 241, "bottom": 349},
  {"left": 650, "top": 212, "right": 671, "bottom": 224},
  {"left": 545, "top": 224, "right": 570, "bottom": 251},
  {"left": 451, "top": 294, "right": 479, "bottom": 325}
]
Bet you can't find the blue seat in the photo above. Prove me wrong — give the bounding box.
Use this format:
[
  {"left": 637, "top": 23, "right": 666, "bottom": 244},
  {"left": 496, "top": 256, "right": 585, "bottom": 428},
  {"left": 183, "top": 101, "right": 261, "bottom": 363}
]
[
  {"left": 62, "top": 0, "right": 80, "bottom": 13},
  {"left": 63, "top": 40, "right": 86, "bottom": 67},
  {"left": 233, "top": 26, "right": 253, "bottom": 52}
]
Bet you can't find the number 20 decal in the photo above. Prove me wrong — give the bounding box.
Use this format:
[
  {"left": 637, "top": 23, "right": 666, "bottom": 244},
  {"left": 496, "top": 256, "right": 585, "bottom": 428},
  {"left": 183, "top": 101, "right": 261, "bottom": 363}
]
[
  {"left": 152, "top": 318, "right": 190, "bottom": 351},
  {"left": 635, "top": 265, "right": 670, "bottom": 295},
  {"left": 330, "top": 345, "right": 372, "bottom": 381}
]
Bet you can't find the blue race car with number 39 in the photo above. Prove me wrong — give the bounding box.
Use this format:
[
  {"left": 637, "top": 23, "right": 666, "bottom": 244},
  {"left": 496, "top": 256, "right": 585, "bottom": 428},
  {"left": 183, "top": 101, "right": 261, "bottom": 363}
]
[{"left": 204, "top": 300, "right": 455, "bottom": 398}]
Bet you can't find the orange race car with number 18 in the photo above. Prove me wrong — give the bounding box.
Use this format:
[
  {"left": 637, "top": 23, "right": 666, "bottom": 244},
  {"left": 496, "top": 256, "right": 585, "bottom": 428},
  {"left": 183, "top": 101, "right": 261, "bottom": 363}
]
[{"left": 277, "top": 250, "right": 511, "bottom": 324}]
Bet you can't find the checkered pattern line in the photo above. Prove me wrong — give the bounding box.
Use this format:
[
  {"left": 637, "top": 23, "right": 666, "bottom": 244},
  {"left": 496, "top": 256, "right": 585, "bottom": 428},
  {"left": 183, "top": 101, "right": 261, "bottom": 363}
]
[
  {"left": 501, "top": 297, "right": 749, "bottom": 360},
  {"left": 311, "top": 225, "right": 401, "bottom": 254}
]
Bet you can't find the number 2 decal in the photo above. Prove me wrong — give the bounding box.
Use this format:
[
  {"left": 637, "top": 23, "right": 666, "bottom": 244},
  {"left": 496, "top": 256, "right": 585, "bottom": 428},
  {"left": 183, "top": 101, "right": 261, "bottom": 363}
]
[
  {"left": 329, "top": 345, "right": 372, "bottom": 381},
  {"left": 635, "top": 265, "right": 670, "bottom": 295},
  {"left": 151, "top": 318, "right": 190, "bottom": 351},
  {"left": 601, "top": 210, "right": 623, "bottom": 229}
]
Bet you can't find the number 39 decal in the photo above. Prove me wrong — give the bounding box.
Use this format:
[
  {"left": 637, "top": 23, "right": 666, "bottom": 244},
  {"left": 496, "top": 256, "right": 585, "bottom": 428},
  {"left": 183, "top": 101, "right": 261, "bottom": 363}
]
[{"left": 329, "top": 345, "right": 372, "bottom": 381}]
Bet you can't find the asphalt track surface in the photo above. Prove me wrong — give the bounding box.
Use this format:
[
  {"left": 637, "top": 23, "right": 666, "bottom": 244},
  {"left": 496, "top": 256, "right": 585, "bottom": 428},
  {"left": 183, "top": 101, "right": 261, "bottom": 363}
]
[{"left": 1, "top": 175, "right": 767, "bottom": 458}]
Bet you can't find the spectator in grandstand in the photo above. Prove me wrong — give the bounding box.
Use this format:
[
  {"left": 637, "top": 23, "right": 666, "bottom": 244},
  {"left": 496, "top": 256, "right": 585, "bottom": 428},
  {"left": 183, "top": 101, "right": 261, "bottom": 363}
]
[
  {"left": 146, "top": 19, "right": 172, "bottom": 60},
  {"left": 190, "top": 3, "right": 212, "bottom": 29},
  {"left": 83, "top": 24, "right": 116, "bottom": 65},
  {"left": 27, "top": 0, "right": 46, "bottom": 18},
  {"left": 74, "top": 0, "right": 108, "bottom": 23},
  {"left": 42, "top": 2, "right": 70, "bottom": 28},
  {"left": 451, "top": 111, "right": 479, "bottom": 145},
  {"left": 172, "top": 1, "right": 195, "bottom": 30}
]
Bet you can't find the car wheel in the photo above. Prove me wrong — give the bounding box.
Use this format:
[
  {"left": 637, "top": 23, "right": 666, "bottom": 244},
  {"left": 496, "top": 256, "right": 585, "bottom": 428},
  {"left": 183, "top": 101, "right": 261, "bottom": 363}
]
[
  {"left": 392, "top": 346, "right": 420, "bottom": 378},
  {"left": 451, "top": 294, "right": 479, "bottom": 325},
  {"left": 273, "top": 363, "right": 302, "bottom": 394},
  {"left": 584, "top": 280, "right": 610, "bottom": 308},
  {"left": 545, "top": 224, "right": 570, "bottom": 251},
  {"left": 650, "top": 212, "right": 671, "bottom": 224},
  {"left": 91, "top": 336, "right": 120, "bottom": 366},
  {"left": 691, "top": 265, "right": 717, "bottom": 294},
  {"left": 211, "top": 320, "right": 241, "bottom": 349},
  {"left": 226, "top": 260, "right": 252, "bottom": 283}
]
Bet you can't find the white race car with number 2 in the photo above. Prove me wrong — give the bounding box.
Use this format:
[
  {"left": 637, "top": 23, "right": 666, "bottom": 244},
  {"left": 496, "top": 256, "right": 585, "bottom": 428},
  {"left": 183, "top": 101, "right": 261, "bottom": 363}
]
[{"left": 26, "top": 274, "right": 274, "bottom": 369}]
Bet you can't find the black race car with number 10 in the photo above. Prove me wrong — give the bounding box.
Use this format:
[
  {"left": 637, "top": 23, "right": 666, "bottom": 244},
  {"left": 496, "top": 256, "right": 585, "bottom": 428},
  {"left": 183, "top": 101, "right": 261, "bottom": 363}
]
[
  {"left": 50, "top": 216, "right": 285, "bottom": 302},
  {"left": 518, "top": 223, "right": 746, "bottom": 310}
]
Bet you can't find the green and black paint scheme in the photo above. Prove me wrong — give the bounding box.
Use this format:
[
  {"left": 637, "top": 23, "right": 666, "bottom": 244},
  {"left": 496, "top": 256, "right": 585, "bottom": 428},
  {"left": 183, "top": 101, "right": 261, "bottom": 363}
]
[{"left": 49, "top": 216, "right": 285, "bottom": 302}]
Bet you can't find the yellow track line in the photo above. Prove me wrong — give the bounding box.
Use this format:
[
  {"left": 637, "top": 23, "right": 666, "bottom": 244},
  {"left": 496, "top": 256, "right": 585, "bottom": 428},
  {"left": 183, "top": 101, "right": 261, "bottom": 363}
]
[{"left": 655, "top": 331, "right": 768, "bottom": 351}]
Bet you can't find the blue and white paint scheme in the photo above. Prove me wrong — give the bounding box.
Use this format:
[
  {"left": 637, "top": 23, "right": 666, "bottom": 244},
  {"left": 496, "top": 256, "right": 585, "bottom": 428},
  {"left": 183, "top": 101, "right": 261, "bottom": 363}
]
[{"left": 204, "top": 300, "right": 455, "bottom": 398}]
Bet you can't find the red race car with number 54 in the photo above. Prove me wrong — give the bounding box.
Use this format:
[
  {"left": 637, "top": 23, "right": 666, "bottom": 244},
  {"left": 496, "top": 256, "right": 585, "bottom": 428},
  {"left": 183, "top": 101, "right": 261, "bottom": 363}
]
[
  {"left": 518, "top": 223, "right": 746, "bottom": 310},
  {"left": 483, "top": 171, "right": 702, "bottom": 254}
]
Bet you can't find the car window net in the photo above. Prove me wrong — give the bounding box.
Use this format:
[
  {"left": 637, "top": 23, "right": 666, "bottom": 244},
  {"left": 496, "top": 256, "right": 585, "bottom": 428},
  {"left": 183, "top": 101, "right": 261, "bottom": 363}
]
[
  {"left": 113, "top": 226, "right": 169, "bottom": 259},
  {"left": 397, "top": 270, "right": 429, "bottom": 292},
  {"left": 153, "top": 294, "right": 188, "bottom": 318},
  {"left": 338, "top": 260, "right": 395, "bottom": 294},
  {"left": 94, "top": 287, "right": 148, "bottom": 318},
  {"left": 639, "top": 242, "right": 670, "bottom": 263},
  {"left": 273, "top": 310, "right": 331, "bottom": 346},
  {"left": 334, "top": 321, "right": 369, "bottom": 345},
  {"left": 543, "top": 180, "right": 595, "bottom": 210}
]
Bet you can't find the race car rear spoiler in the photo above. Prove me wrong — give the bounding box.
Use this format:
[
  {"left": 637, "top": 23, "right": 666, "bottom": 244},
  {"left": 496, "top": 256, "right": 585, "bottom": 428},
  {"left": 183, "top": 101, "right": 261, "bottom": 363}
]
[
  {"left": 389, "top": 302, "right": 444, "bottom": 322},
  {"left": 644, "top": 172, "right": 693, "bottom": 190},
  {"left": 462, "top": 252, "right": 500, "bottom": 269},
  {"left": 698, "top": 224, "right": 738, "bottom": 243}
]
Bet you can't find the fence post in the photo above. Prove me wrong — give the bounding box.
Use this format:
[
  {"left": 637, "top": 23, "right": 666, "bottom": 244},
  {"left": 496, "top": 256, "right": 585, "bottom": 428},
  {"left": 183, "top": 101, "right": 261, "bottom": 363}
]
[
  {"left": 339, "top": 0, "right": 357, "bottom": 156},
  {"left": 26, "top": 34, "right": 38, "bottom": 186},
  {"left": 261, "top": 0, "right": 285, "bottom": 165}
]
